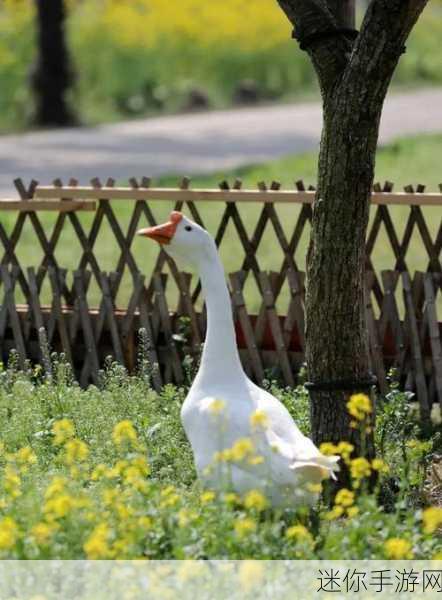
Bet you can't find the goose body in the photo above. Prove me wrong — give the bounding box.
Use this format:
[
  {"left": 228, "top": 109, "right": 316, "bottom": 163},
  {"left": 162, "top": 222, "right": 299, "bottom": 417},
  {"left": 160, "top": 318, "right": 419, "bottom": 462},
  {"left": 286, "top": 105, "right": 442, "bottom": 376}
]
[{"left": 138, "top": 212, "right": 339, "bottom": 507}]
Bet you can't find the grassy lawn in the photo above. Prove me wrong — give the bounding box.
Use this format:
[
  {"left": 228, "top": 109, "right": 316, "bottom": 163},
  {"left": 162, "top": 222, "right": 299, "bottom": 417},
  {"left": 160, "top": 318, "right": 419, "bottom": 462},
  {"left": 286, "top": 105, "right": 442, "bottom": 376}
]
[
  {"left": 1, "top": 133, "right": 441, "bottom": 310},
  {"left": 0, "top": 359, "right": 439, "bottom": 559}
]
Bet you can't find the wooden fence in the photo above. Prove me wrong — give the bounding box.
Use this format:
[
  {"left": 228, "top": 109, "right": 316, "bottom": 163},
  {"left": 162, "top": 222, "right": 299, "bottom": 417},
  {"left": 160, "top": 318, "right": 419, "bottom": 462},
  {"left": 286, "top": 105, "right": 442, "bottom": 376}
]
[{"left": 0, "top": 178, "right": 441, "bottom": 425}]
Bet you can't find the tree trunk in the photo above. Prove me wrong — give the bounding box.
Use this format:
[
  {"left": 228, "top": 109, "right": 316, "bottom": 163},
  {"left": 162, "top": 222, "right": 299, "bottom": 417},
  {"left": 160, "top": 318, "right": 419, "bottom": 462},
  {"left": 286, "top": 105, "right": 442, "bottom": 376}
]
[
  {"left": 31, "top": 0, "right": 76, "bottom": 127},
  {"left": 275, "top": 0, "right": 429, "bottom": 476},
  {"left": 327, "top": 0, "right": 356, "bottom": 27},
  {"left": 306, "top": 83, "right": 387, "bottom": 459}
]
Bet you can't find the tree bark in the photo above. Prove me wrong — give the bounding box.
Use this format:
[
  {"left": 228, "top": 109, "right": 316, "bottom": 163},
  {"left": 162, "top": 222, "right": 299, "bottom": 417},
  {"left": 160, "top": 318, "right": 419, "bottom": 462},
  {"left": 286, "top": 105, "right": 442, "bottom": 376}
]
[
  {"left": 31, "top": 0, "right": 76, "bottom": 127},
  {"left": 276, "top": 0, "right": 429, "bottom": 465}
]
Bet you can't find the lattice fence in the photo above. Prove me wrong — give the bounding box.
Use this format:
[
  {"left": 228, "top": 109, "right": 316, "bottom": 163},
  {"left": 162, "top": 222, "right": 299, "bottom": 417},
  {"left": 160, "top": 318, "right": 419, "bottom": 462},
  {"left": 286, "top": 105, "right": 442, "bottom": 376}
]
[{"left": 0, "top": 177, "right": 441, "bottom": 424}]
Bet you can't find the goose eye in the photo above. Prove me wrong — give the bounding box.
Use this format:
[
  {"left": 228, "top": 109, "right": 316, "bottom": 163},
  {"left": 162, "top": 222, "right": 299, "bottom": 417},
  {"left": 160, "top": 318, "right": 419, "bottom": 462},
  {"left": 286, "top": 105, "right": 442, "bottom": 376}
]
[{"left": 185, "top": 225, "right": 192, "bottom": 232}]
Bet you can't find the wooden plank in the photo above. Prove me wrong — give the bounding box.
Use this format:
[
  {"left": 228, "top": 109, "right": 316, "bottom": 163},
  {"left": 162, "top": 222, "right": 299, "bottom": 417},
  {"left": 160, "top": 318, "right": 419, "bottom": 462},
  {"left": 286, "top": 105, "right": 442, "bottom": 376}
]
[
  {"left": 121, "top": 273, "right": 145, "bottom": 372},
  {"left": 69, "top": 270, "right": 92, "bottom": 341},
  {"left": 258, "top": 272, "right": 294, "bottom": 386},
  {"left": 423, "top": 273, "right": 442, "bottom": 409},
  {"left": 153, "top": 273, "right": 184, "bottom": 384},
  {"left": 402, "top": 271, "right": 431, "bottom": 426},
  {"left": 27, "top": 267, "right": 45, "bottom": 332},
  {"left": 99, "top": 272, "right": 125, "bottom": 365},
  {"left": 0, "top": 199, "right": 96, "bottom": 212},
  {"left": 137, "top": 286, "right": 163, "bottom": 391},
  {"left": 79, "top": 272, "right": 122, "bottom": 382},
  {"left": 73, "top": 270, "right": 100, "bottom": 386},
  {"left": 48, "top": 267, "right": 73, "bottom": 365},
  {"left": 35, "top": 186, "right": 442, "bottom": 206},
  {"left": 283, "top": 269, "right": 306, "bottom": 351},
  {"left": 365, "top": 273, "right": 387, "bottom": 395},
  {"left": 0, "top": 217, "right": 30, "bottom": 299},
  {"left": 378, "top": 271, "right": 406, "bottom": 372},
  {"left": 0, "top": 266, "right": 26, "bottom": 367}
]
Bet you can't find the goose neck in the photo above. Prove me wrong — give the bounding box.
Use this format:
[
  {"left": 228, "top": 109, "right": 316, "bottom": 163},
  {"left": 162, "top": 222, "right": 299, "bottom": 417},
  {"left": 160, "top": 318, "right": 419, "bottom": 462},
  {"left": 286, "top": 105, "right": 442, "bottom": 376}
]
[{"left": 197, "top": 253, "right": 244, "bottom": 380}]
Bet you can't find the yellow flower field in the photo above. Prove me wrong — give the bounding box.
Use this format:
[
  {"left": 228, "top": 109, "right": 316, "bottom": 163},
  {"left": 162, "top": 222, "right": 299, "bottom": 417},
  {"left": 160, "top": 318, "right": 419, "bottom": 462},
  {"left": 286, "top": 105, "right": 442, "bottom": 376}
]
[
  {"left": 0, "top": 357, "right": 439, "bottom": 560},
  {"left": 0, "top": 0, "right": 441, "bottom": 130}
]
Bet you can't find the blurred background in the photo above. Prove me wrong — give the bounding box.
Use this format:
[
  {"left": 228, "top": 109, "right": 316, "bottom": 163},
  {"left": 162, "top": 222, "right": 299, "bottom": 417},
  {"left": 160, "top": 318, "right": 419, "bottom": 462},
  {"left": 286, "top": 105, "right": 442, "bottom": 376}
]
[
  {"left": 1, "top": 0, "right": 441, "bottom": 132},
  {"left": 0, "top": 0, "right": 440, "bottom": 313}
]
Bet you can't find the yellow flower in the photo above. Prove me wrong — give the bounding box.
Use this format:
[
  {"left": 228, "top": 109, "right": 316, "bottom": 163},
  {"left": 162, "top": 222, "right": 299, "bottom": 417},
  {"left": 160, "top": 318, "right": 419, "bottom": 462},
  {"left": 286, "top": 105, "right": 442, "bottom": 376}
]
[
  {"left": 177, "top": 508, "right": 198, "bottom": 528},
  {"left": 0, "top": 516, "right": 18, "bottom": 550},
  {"left": 45, "top": 476, "right": 67, "bottom": 499},
  {"left": 243, "top": 489, "right": 268, "bottom": 512},
  {"left": 422, "top": 507, "right": 442, "bottom": 535},
  {"left": 223, "top": 493, "right": 240, "bottom": 505},
  {"left": 285, "top": 524, "right": 313, "bottom": 543},
  {"left": 200, "top": 490, "right": 216, "bottom": 504},
  {"left": 214, "top": 449, "right": 233, "bottom": 463},
  {"left": 161, "top": 485, "right": 176, "bottom": 496},
  {"left": 106, "top": 460, "right": 129, "bottom": 479},
  {"left": 84, "top": 523, "right": 111, "bottom": 559},
  {"left": 208, "top": 398, "right": 226, "bottom": 415},
  {"left": 112, "top": 420, "right": 138, "bottom": 445},
  {"left": 160, "top": 486, "right": 180, "bottom": 509},
  {"left": 306, "top": 483, "right": 322, "bottom": 494},
  {"left": 3, "top": 465, "right": 21, "bottom": 498},
  {"left": 405, "top": 439, "right": 419, "bottom": 449},
  {"left": 384, "top": 538, "right": 413, "bottom": 559},
  {"left": 350, "top": 457, "right": 371, "bottom": 480},
  {"left": 138, "top": 516, "right": 153, "bottom": 530},
  {"left": 250, "top": 410, "right": 269, "bottom": 430},
  {"left": 116, "top": 502, "right": 134, "bottom": 520},
  {"left": 335, "top": 488, "right": 355, "bottom": 508},
  {"left": 320, "top": 440, "right": 354, "bottom": 462},
  {"left": 15, "top": 446, "right": 37, "bottom": 466},
  {"left": 130, "top": 455, "right": 150, "bottom": 477},
  {"left": 52, "top": 419, "right": 75, "bottom": 445},
  {"left": 230, "top": 438, "right": 255, "bottom": 461},
  {"left": 63, "top": 438, "right": 89, "bottom": 465},
  {"left": 234, "top": 517, "right": 257, "bottom": 538},
  {"left": 102, "top": 489, "right": 118, "bottom": 507},
  {"left": 372, "top": 458, "right": 389, "bottom": 473},
  {"left": 335, "top": 441, "right": 355, "bottom": 461},
  {"left": 123, "top": 466, "right": 143, "bottom": 485},
  {"left": 347, "top": 506, "right": 359, "bottom": 518},
  {"left": 31, "top": 522, "right": 55, "bottom": 545},
  {"left": 91, "top": 463, "right": 107, "bottom": 481},
  {"left": 248, "top": 455, "right": 265, "bottom": 465},
  {"left": 44, "top": 494, "right": 75, "bottom": 520},
  {"left": 320, "top": 442, "right": 338, "bottom": 456},
  {"left": 346, "top": 394, "right": 372, "bottom": 421},
  {"left": 111, "top": 536, "right": 133, "bottom": 558},
  {"left": 325, "top": 505, "right": 344, "bottom": 520}
]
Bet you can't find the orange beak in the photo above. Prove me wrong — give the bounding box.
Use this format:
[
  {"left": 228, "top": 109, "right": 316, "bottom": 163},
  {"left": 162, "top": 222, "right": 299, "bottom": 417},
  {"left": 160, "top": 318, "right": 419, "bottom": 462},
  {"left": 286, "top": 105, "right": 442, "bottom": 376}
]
[{"left": 137, "top": 211, "right": 183, "bottom": 245}]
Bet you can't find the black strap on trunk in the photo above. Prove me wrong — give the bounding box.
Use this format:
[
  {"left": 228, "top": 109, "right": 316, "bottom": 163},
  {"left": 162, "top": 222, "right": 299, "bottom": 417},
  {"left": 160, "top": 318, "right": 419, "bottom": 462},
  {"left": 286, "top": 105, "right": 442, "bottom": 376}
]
[
  {"left": 305, "top": 374, "right": 378, "bottom": 392},
  {"left": 292, "top": 27, "right": 406, "bottom": 55},
  {"left": 292, "top": 28, "right": 359, "bottom": 51}
]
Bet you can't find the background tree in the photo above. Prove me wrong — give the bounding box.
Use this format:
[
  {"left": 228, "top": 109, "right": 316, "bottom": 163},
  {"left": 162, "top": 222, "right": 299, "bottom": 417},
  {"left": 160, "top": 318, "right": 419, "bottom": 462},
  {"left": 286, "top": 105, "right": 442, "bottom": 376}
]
[
  {"left": 31, "top": 0, "right": 76, "bottom": 126},
  {"left": 275, "top": 0, "right": 428, "bottom": 465}
]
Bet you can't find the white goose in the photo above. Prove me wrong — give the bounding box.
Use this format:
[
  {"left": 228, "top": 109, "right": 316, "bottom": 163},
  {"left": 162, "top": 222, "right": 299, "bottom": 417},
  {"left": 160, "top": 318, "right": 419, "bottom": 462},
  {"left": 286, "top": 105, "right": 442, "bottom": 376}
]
[{"left": 138, "top": 212, "right": 339, "bottom": 507}]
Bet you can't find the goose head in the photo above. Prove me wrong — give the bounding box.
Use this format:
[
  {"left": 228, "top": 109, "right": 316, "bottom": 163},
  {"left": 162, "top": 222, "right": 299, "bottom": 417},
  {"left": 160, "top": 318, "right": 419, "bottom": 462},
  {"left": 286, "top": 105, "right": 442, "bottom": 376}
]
[{"left": 137, "top": 211, "right": 215, "bottom": 268}]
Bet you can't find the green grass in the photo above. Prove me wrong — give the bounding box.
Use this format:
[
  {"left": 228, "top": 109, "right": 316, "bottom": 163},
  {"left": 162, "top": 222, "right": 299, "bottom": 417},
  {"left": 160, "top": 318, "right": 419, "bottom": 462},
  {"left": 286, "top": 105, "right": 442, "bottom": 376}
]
[
  {"left": 0, "top": 355, "right": 439, "bottom": 559},
  {"left": 1, "top": 133, "right": 441, "bottom": 311}
]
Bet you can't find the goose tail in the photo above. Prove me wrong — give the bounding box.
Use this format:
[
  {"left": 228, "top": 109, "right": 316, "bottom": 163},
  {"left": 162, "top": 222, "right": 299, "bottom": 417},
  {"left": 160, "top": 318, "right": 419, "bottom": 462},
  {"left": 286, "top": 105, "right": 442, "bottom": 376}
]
[{"left": 291, "top": 454, "right": 340, "bottom": 481}]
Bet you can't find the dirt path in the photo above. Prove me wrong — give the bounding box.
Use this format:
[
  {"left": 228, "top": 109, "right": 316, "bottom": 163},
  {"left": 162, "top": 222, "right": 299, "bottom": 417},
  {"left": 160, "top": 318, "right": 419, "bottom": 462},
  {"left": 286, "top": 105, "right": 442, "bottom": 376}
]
[{"left": 0, "top": 88, "right": 441, "bottom": 196}]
